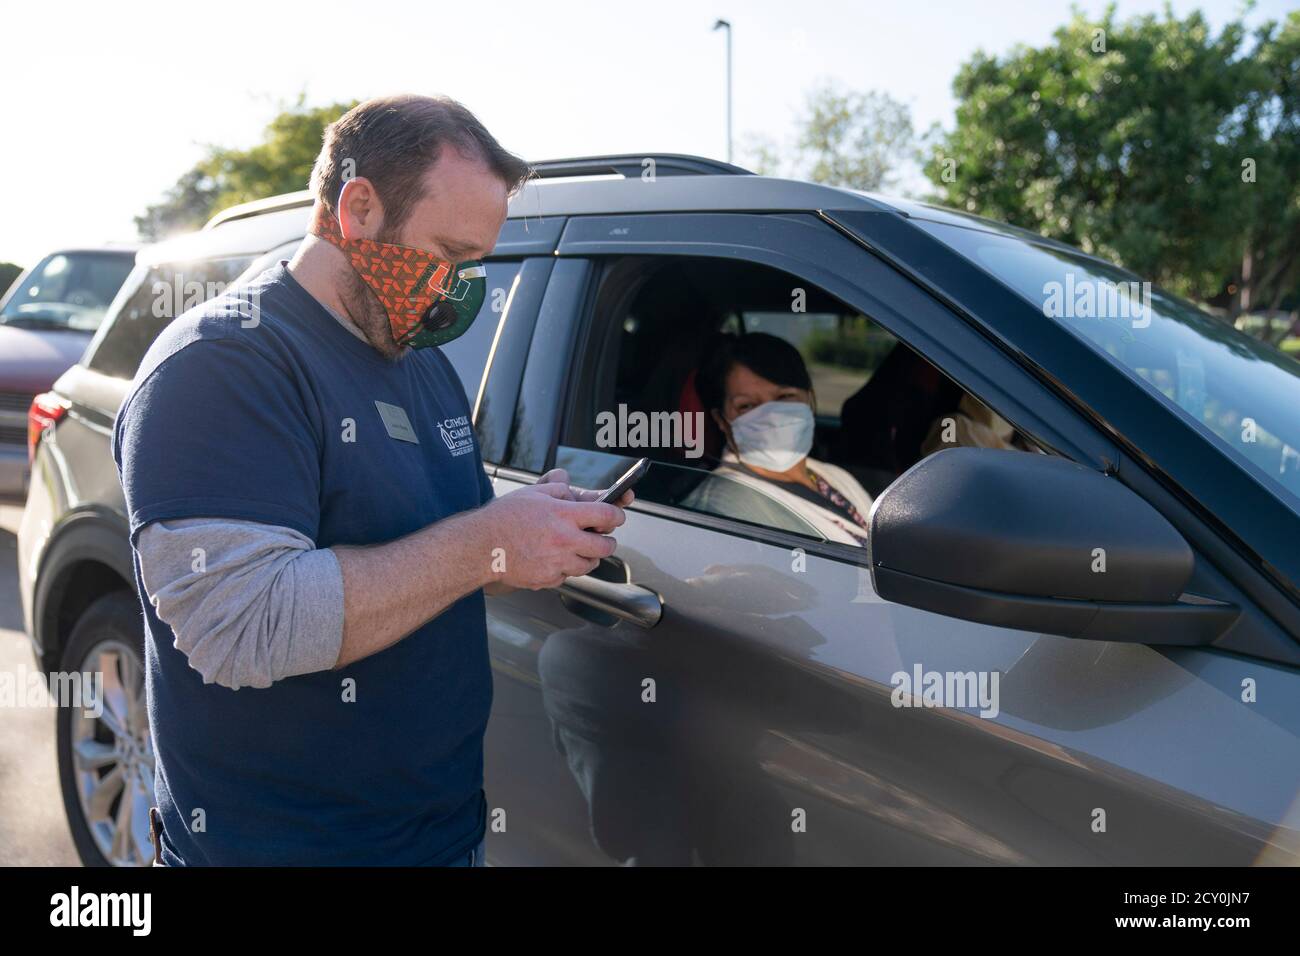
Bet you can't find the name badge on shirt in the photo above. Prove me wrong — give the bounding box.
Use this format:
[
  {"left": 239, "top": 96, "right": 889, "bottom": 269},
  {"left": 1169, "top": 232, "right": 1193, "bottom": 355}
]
[{"left": 374, "top": 401, "right": 419, "bottom": 444}]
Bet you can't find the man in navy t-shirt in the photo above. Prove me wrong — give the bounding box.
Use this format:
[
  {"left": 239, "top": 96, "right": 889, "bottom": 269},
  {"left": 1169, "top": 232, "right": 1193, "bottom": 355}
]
[{"left": 113, "top": 95, "right": 629, "bottom": 865}]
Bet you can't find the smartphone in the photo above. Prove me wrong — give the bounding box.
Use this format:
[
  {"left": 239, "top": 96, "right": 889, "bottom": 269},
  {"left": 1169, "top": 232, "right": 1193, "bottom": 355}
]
[{"left": 597, "top": 457, "right": 650, "bottom": 503}]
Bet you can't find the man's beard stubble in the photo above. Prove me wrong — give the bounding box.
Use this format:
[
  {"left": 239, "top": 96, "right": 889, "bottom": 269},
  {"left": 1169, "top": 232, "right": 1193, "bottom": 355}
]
[{"left": 338, "top": 262, "right": 409, "bottom": 362}]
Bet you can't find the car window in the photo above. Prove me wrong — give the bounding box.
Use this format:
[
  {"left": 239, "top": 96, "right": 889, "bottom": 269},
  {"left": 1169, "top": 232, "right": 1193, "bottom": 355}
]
[
  {"left": 555, "top": 256, "right": 1021, "bottom": 548},
  {"left": 86, "top": 256, "right": 253, "bottom": 380},
  {"left": 441, "top": 260, "right": 521, "bottom": 402},
  {"left": 87, "top": 255, "right": 518, "bottom": 392},
  {"left": 920, "top": 221, "right": 1300, "bottom": 512},
  {"left": 0, "top": 252, "right": 135, "bottom": 331}
]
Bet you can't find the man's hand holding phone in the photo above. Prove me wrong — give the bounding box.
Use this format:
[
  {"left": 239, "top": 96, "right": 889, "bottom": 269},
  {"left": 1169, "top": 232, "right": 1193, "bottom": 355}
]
[
  {"left": 478, "top": 465, "right": 638, "bottom": 593},
  {"left": 535, "top": 466, "right": 637, "bottom": 508}
]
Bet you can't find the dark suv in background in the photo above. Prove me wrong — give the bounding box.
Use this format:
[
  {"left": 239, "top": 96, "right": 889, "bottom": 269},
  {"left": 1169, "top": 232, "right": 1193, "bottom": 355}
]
[{"left": 19, "top": 155, "right": 1300, "bottom": 866}]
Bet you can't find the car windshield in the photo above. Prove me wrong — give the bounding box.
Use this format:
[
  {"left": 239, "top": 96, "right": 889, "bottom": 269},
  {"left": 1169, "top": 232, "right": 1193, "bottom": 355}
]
[
  {"left": 0, "top": 252, "right": 135, "bottom": 331},
  {"left": 918, "top": 220, "right": 1300, "bottom": 514}
]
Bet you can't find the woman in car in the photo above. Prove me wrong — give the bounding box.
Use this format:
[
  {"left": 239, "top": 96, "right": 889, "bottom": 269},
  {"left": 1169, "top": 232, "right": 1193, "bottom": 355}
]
[{"left": 687, "top": 332, "right": 874, "bottom": 546}]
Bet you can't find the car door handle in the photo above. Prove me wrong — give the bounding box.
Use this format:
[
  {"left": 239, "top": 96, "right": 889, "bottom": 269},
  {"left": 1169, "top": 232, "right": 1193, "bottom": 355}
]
[{"left": 556, "top": 574, "right": 663, "bottom": 628}]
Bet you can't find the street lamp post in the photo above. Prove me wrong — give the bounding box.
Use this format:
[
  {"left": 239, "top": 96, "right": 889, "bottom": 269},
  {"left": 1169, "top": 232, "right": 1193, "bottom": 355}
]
[{"left": 713, "top": 18, "right": 732, "bottom": 163}]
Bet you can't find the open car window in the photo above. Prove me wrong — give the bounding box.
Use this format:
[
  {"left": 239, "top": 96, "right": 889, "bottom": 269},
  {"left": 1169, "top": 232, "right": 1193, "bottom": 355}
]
[{"left": 556, "top": 255, "right": 1035, "bottom": 548}]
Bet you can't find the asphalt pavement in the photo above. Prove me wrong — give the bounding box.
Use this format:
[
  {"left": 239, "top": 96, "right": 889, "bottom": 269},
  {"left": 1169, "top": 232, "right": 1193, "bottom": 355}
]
[{"left": 0, "top": 502, "right": 80, "bottom": 865}]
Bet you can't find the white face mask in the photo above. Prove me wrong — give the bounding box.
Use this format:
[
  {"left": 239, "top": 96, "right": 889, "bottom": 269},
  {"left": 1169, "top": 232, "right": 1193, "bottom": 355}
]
[{"left": 728, "top": 400, "right": 815, "bottom": 472}]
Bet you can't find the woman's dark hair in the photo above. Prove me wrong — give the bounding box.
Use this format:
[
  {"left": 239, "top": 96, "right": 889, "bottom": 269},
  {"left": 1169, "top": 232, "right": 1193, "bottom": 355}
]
[{"left": 695, "top": 332, "right": 813, "bottom": 414}]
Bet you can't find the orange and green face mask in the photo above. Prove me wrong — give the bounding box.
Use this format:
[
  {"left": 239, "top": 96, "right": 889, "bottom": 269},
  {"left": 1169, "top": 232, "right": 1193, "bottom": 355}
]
[{"left": 312, "top": 211, "right": 487, "bottom": 349}]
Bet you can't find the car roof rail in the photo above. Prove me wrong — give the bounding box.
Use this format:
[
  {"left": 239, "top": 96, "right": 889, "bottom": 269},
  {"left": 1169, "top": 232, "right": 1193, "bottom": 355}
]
[
  {"left": 528, "top": 154, "right": 753, "bottom": 179},
  {"left": 199, "top": 157, "right": 749, "bottom": 230},
  {"left": 203, "top": 190, "right": 315, "bottom": 230}
]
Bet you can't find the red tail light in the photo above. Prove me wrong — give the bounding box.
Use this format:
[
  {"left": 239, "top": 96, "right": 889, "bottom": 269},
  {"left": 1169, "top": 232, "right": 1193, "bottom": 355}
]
[{"left": 28, "top": 392, "right": 68, "bottom": 462}]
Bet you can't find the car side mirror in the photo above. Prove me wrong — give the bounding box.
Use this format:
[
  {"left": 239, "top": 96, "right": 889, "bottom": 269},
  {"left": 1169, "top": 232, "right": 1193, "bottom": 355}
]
[{"left": 868, "top": 448, "right": 1237, "bottom": 644}]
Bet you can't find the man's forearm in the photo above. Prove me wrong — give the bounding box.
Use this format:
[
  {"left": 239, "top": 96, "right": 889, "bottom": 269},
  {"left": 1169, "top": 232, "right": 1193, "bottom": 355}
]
[
  {"left": 332, "top": 506, "right": 499, "bottom": 668},
  {"left": 333, "top": 473, "right": 624, "bottom": 666}
]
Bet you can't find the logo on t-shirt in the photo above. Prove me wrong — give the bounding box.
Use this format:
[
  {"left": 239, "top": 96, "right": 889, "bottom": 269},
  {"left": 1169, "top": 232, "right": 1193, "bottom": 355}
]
[{"left": 438, "top": 415, "right": 475, "bottom": 457}]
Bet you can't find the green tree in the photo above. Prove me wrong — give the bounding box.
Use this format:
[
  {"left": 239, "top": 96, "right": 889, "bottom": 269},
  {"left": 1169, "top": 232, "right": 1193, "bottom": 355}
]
[
  {"left": 799, "top": 85, "right": 916, "bottom": 191},
  {"left": 136, "top": 97, "right": 358, "bottom": 241},
  {"left": 925, "top": 5, "right": 1300, "bottom": 333},
  {"left": 1241, "top": 9, "right": 1300, "bottom": 333},
  {"left": 740, "top": 84, "right": 917, "bottom": 191}
]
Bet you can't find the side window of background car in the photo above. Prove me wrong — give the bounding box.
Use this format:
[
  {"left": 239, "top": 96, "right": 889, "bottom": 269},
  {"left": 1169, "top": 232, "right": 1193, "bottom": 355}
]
[
  {"left": 86, "top": 255, "right": 253, "bottom": 380},
  {"left": 553, "top": 255, "right": 984, "bottom": 548},
  {"left": 440, "top": 259, "right": 521, "bottom": 403}
]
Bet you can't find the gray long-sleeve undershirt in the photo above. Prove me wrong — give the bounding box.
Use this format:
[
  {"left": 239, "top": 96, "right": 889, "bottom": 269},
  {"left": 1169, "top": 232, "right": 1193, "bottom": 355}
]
[{"left": 136, "top": 517, "right": 345, "bottom": 691}]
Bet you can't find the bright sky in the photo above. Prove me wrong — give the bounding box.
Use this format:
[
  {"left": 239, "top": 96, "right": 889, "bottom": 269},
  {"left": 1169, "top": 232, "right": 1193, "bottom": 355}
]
[{"left": 0, "top": 0, "right": 1289, "bottom": 267}]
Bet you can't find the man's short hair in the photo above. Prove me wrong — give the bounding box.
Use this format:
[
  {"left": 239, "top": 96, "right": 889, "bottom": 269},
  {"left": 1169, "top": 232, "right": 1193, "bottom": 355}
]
[{"left": 310, "top": 94, "right": 532, "bottom": 233}]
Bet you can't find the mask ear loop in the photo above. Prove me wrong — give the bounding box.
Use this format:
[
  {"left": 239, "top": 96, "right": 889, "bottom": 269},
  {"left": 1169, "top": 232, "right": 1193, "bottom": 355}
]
[
  {"left": 332, "top": 181, "right": 353, "bottom": 241},
  {"left": 332, "top": 179, "right": 378, "bottom": 242},
  {"left": 710, "top": 407, "right": 736, "bottom": 458},
  {"left": 524, "top": 169, "right": 543, "bottom": 235}
]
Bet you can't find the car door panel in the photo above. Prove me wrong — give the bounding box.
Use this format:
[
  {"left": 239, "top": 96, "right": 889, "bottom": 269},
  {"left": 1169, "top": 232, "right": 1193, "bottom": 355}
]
[{"left": 485, "top": 468, "right": 1296, "bottom": 864}]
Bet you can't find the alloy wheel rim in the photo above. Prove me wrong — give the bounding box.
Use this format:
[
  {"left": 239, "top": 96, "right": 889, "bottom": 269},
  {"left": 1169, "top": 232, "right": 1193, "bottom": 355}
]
[{"left": 71, "top": 640, "right": 155, "bottom": 866}]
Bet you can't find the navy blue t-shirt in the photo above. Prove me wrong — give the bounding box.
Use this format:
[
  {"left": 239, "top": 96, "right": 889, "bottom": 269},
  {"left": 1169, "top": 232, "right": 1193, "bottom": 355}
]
[{"left": 112, "top": 263, "right": 495, "bottom": 865}]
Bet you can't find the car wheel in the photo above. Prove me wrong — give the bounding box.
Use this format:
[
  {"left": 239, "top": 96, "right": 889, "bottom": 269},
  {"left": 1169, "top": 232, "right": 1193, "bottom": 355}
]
[{"left": 55, "top": 591, "right": 155, "bottom": 867}]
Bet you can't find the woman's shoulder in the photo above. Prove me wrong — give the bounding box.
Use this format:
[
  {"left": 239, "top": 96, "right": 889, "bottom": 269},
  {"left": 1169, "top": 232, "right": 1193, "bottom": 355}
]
[
  {"left": 807, "top": 457, "right": 875, "bottom": 509},
  {"left": 807, "top": 456, "right": 860, "bottom": 489}
]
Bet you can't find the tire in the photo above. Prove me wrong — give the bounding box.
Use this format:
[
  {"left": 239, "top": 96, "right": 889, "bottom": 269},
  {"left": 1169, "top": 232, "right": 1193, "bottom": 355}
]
[{"left": 55, "top": 591, "right": 155, "bottom": 867}]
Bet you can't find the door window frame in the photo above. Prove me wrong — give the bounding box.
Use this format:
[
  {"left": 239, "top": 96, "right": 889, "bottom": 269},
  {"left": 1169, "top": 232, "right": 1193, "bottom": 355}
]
[{"left": 501, "top": 211, "right": 1118, "bottom": 569}]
